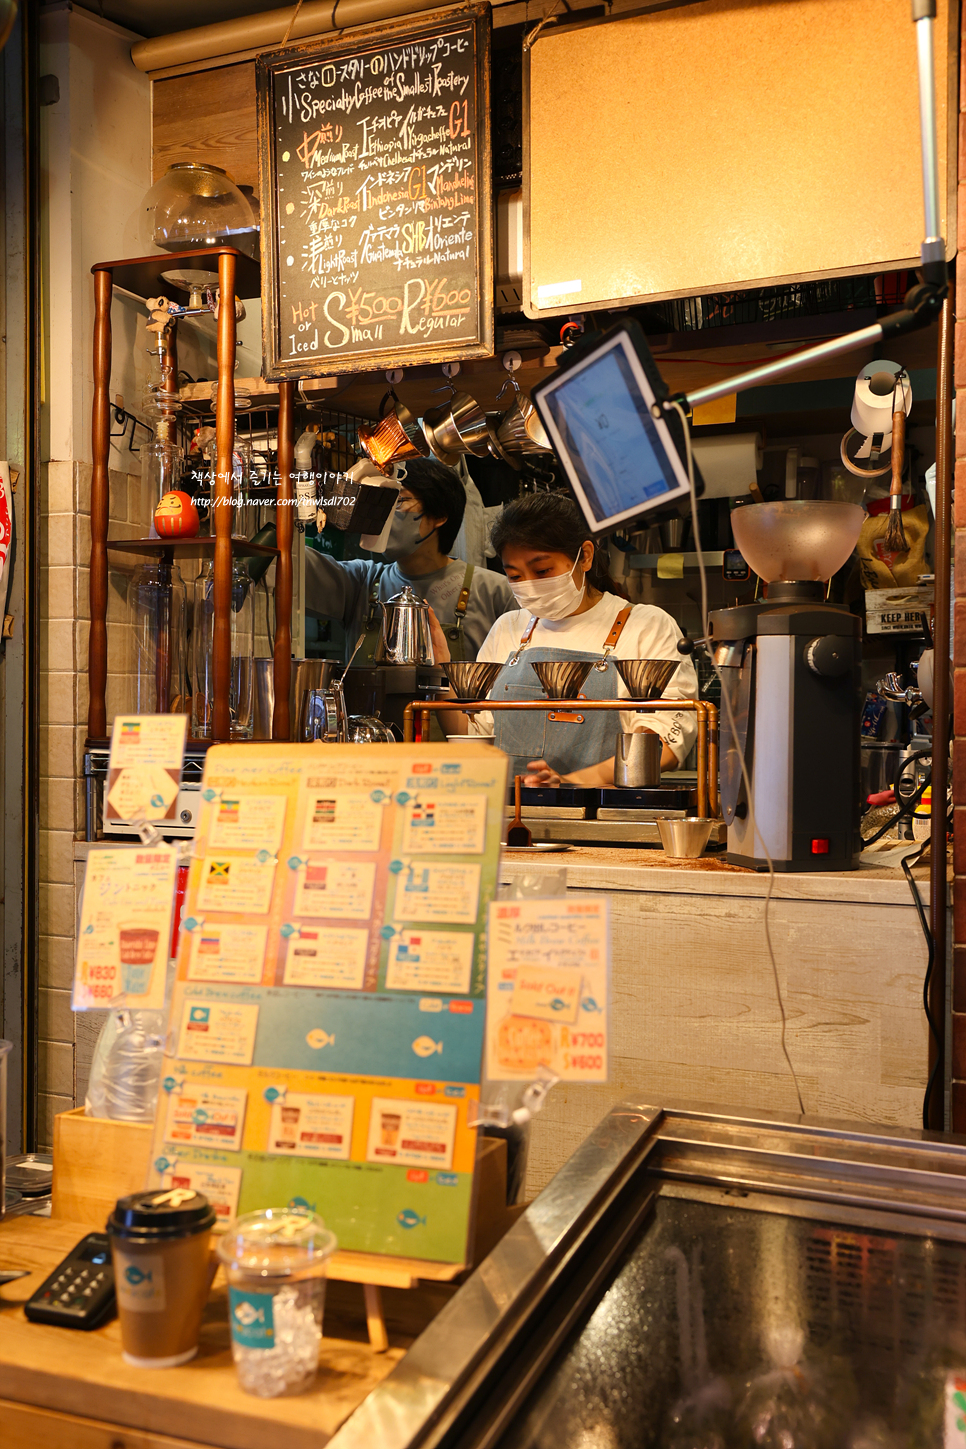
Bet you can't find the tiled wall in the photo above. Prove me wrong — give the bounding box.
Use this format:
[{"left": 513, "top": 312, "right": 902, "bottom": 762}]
[{"left": 37, "top": 457, "right": 153, "bottom": 1147}]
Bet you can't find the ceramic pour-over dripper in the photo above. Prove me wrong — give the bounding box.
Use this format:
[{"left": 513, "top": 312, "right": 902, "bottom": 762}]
[
  {"left": 443, "top": 661, "right": 502, "bottom": 700},
  {"left": 730, "top": 501, "right": 865, "bottom": 582},
  {"left": 533, "top": 661, "right": 593, "bottom": 699},
  {"left": 613, "top": 659, "right": 680, "bottom": 699}
]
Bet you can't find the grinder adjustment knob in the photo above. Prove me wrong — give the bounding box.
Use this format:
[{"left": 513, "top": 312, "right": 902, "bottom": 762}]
[{"left": 805, "top": 636, "right": 850, "bottom": 678}]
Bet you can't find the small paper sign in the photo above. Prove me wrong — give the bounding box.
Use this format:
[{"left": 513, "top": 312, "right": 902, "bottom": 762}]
[
  {"left": 485, "top": 897, "right": 610, "bottom": 1083},
  {"left": 73, "top": 844, "right": 178, "bottom": 1009},
  {"left": 105, "top": 714, "right": 187, "bottom": 822}
]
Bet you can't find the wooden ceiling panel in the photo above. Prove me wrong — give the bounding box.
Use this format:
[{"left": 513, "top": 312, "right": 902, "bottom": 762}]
[{"left": 152, "top": 62, "right": 258, "bottom": 189}]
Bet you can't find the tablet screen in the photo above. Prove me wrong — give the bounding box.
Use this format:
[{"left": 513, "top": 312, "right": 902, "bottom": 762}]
[{"left": 536, "top": 330, "right": 690, "bottom": 529}]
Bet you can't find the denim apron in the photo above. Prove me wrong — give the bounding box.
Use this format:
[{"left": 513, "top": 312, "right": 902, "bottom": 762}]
[{"left": 490, "top": 609, "right": 633, "bottom": 780}]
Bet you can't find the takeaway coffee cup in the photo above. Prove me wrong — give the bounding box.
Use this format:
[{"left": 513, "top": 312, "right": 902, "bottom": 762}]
[{"left": 107, "top": 1188, "right": 216, "bottom": 1368}]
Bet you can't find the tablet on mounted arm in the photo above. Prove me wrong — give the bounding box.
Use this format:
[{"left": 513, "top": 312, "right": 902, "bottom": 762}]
[{"left": 530, "top": 319, "right": 702, "bottom": 537}]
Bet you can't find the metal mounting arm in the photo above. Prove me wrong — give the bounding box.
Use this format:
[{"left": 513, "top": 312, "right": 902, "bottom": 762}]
[{"left": 677, "top": 0, "right": 947, "bottom": 415}]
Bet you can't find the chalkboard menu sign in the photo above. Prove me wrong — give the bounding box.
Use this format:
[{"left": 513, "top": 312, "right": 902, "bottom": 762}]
[{"left": 257, "top": 4, "right": 493, "bottom": 380}]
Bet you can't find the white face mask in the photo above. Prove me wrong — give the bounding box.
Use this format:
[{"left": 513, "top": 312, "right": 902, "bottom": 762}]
[{"left": 508, "top": 557, "right": 585, "bottom": 621}]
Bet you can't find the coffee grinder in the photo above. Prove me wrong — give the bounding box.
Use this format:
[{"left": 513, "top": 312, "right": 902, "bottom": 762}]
[{"left": 709, "top": 500, "right": 866, "bottom": 872}]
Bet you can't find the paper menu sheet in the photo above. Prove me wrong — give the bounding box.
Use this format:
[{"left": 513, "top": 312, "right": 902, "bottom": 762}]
[
  {"left": 158, "top": 1160, "right": 242, "bottom": 1223},
  {"left": 207, "top": 794, "right": 287, "bottom": 854},
  {"left": 365, "top": 1096, "right": 457, "bottom": 1169},
  {"left": 281, "top": 926, "right": 369, "bottom": 989},
  {"left": 391, "top": 860, "right": 482, "bottom": 925},
  {"left": 186, "top": 922, "right": 268, "bottom": 985},
  {"left": 300, "top": 790, "right": 387, "bottom": 853},
  {"left": 197, "top": 854, "right": 277, "bottom": 915},
  {"left": 400, "top": 795, "right": 487, "bottom": 855},
  {"left": 176, "top": 1000, "right": 260, "bottom": 1065},
  {"left": 485, "top": 897, "right": 610, "bottom": 1083},
  {"left": 73, "top": 845, "right": 178, "bottom": 1010},
  {"left": 148, "top": 742, "right": 508, "bottom": 1263},
  {"left": 163, "top": 1084, "right": 248, "bottom": 1152},
  {"left": 292, "top": 859, "right": 376, "bottom": 919},
  {"left": 267, "top": 1091, "right": 354, "bottom": 1160},
  {"left": 105, "top": 714, "right": 187, "bottom": 823},
  {"left": 385, "top": 929, "right": 475, "bottom": 995}
]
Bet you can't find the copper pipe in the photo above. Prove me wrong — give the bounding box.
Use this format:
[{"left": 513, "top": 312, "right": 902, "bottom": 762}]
[
  {"left": 88, "top": 267, "right": 112, "bottom": 739},
  {"left": 272, "top": 379, "right": 295, "bottom": 740},
  {"left": 929, "top": 285, "right": 953, "bottom": 1131},
  {"left": 402, "top": 698, "right": 715, "bottom": 818},
  {"left": 694, "top": 701, "right": 708, "bottom": 821},
  {"left": 212, "top": 251, "right": 237, "bottom": 742},
  {"left": 705, "top": 702, "right": 719, "bottom": 818}
]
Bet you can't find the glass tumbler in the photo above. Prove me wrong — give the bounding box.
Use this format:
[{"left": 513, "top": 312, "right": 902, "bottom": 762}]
[
  {"left": 131, "top": 561, "right": 189, "bottom": 716},
  {"left": 191, "top": 559, "right": 254, "bottom": 739},
  {"left": 217, "top": 1208, "right": 337, "bottom": 1397}
]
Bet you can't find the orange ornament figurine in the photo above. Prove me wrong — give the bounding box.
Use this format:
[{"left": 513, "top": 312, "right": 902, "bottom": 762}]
[{"left": 154, "top": 490, "right": 200, "bottom": 539}]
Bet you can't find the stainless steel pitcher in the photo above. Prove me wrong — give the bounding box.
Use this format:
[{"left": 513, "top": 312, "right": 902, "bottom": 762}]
[
  {"left": 614, "top": 731, "right": 662, "bottom": 788},
  {"left": 299, "top": 682, "right": 349, "bottom": 743},
  {"left": 376, "top": 585, "right": 435, "bottom": 666}
]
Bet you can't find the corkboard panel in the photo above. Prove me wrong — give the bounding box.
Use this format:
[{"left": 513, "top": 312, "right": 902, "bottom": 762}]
[
  {"left": 523, "top": 0, "right": 957, "bottom": 316},
  {"left": 152, "top": 61, "right": 258, "bottom": 189}
]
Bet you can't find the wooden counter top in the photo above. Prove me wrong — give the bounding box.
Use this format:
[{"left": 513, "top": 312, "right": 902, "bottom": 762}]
[
  {"left": 0, "top": 1216, "right": 450, "bottom": 1449},
  {"left": 500, "top": 844, "right": 948, "bottom": 907}
]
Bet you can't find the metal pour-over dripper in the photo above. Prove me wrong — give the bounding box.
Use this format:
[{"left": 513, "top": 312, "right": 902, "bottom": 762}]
[
  {"left": 533, "top": 661, "right": 593, "bottom": 699},
  {"left": 730, "top": 501, "right": 865, "bottom": 583},
  {"left": 614, "top": 659, "right": 680, "bottom": 699},
  {"left": 443, "top": 661, "right": 502, "bottom": 700}
]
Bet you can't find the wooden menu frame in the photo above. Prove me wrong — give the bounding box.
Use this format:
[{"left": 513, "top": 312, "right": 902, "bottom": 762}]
[
  {"left": 257, "top": 4, "right": 493, "bottom": 379},
  {"left": 523, "top": 0, "right": 958, "bottom": 317}
]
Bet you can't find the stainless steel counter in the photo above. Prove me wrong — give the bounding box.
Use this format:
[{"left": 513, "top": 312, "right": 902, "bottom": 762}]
[{"left": 329, "top": 1102, "right": 966, "bottom": 1449}]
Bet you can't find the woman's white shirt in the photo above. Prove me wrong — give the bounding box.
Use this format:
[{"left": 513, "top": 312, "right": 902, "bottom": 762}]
[{"left": 469, "top": 591, "right": 699, "bottom": 764}]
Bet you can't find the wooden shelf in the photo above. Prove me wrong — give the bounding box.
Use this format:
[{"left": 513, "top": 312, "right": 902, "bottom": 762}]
[
  {"left": 106, "top": 536, "right": 278, "bottom": 559},
  {"left": 94, "top": 245, "right": 260, "bottom": 303}
]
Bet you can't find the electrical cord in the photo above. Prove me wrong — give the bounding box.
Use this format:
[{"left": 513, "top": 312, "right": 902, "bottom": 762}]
[
  {"left": 900, "top": 831, "right": 943, "bottom": 1128},
  {"left": 668, "top": 399, "right": 805, "bottom": 1117}
]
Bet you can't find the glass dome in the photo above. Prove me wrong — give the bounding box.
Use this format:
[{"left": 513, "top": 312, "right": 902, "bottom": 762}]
[{"left": 141, "top": 163, "right": 255, "bottom": 252}]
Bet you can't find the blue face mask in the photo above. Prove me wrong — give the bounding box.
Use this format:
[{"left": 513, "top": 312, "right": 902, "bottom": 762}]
[{"left": 381, "top": 508, "right": 438, "bottom": 563}]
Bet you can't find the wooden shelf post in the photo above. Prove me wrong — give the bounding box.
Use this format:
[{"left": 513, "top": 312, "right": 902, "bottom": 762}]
[
  {"left": 213, "top": 251, "right": 237, "bottom": 742},
  {"left": 88, "top": 269, "right": 112, "bottom": 739},
  {"left": 273, "top": 379, "right": 294, "bottom": 740}
]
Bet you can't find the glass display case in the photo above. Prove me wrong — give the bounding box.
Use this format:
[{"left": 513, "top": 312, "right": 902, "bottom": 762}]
[{"left": 328, "top": 1104, "right": 966, "bottom": 1449}]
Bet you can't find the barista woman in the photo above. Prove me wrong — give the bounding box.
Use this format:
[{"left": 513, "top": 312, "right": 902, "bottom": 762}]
[
  {"left": 432, "top": 492, "right": 699, "bottom": 786},
  {"left": 305, "top": 458, "right": 515, "bottom": 662}
]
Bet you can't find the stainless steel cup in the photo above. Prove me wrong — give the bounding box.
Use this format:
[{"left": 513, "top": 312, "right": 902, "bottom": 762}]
[
  {"left": 614, "top": 731, "right": 662, "bottom": 788},
  {"left": 656, "top": 817, "right": 714, "bottom": 858}
]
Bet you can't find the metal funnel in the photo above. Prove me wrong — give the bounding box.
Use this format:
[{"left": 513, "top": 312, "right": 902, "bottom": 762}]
[
  {"left": 533, "top": 660, "right": 593, "bottom": 699},
  {"left": 613, "top": 658, "right": 679, "bottom": 699},
  {"left": 443, "top": 661, "right": 502, "bottom": 701}
]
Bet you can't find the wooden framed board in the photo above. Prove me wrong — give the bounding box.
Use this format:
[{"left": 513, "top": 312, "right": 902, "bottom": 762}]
[
  {"left": 523, "top": 0, "right": 957, "bottom": 317},
  {"left": 257, "top": 4, "right": 493, "bottom": 379}
]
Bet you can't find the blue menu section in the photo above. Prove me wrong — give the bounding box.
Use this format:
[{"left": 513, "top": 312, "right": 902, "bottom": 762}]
[{"left": 181, "top": 982, "right": 484, "bottom": 1082}]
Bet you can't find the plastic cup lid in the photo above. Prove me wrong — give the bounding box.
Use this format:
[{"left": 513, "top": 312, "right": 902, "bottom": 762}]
[
  {"left": 108, "top": 1188, "right": 216, "bottom": 1239},
  {"left": 216, "top": 1206, "right": 337, "bottom": 1277}
]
